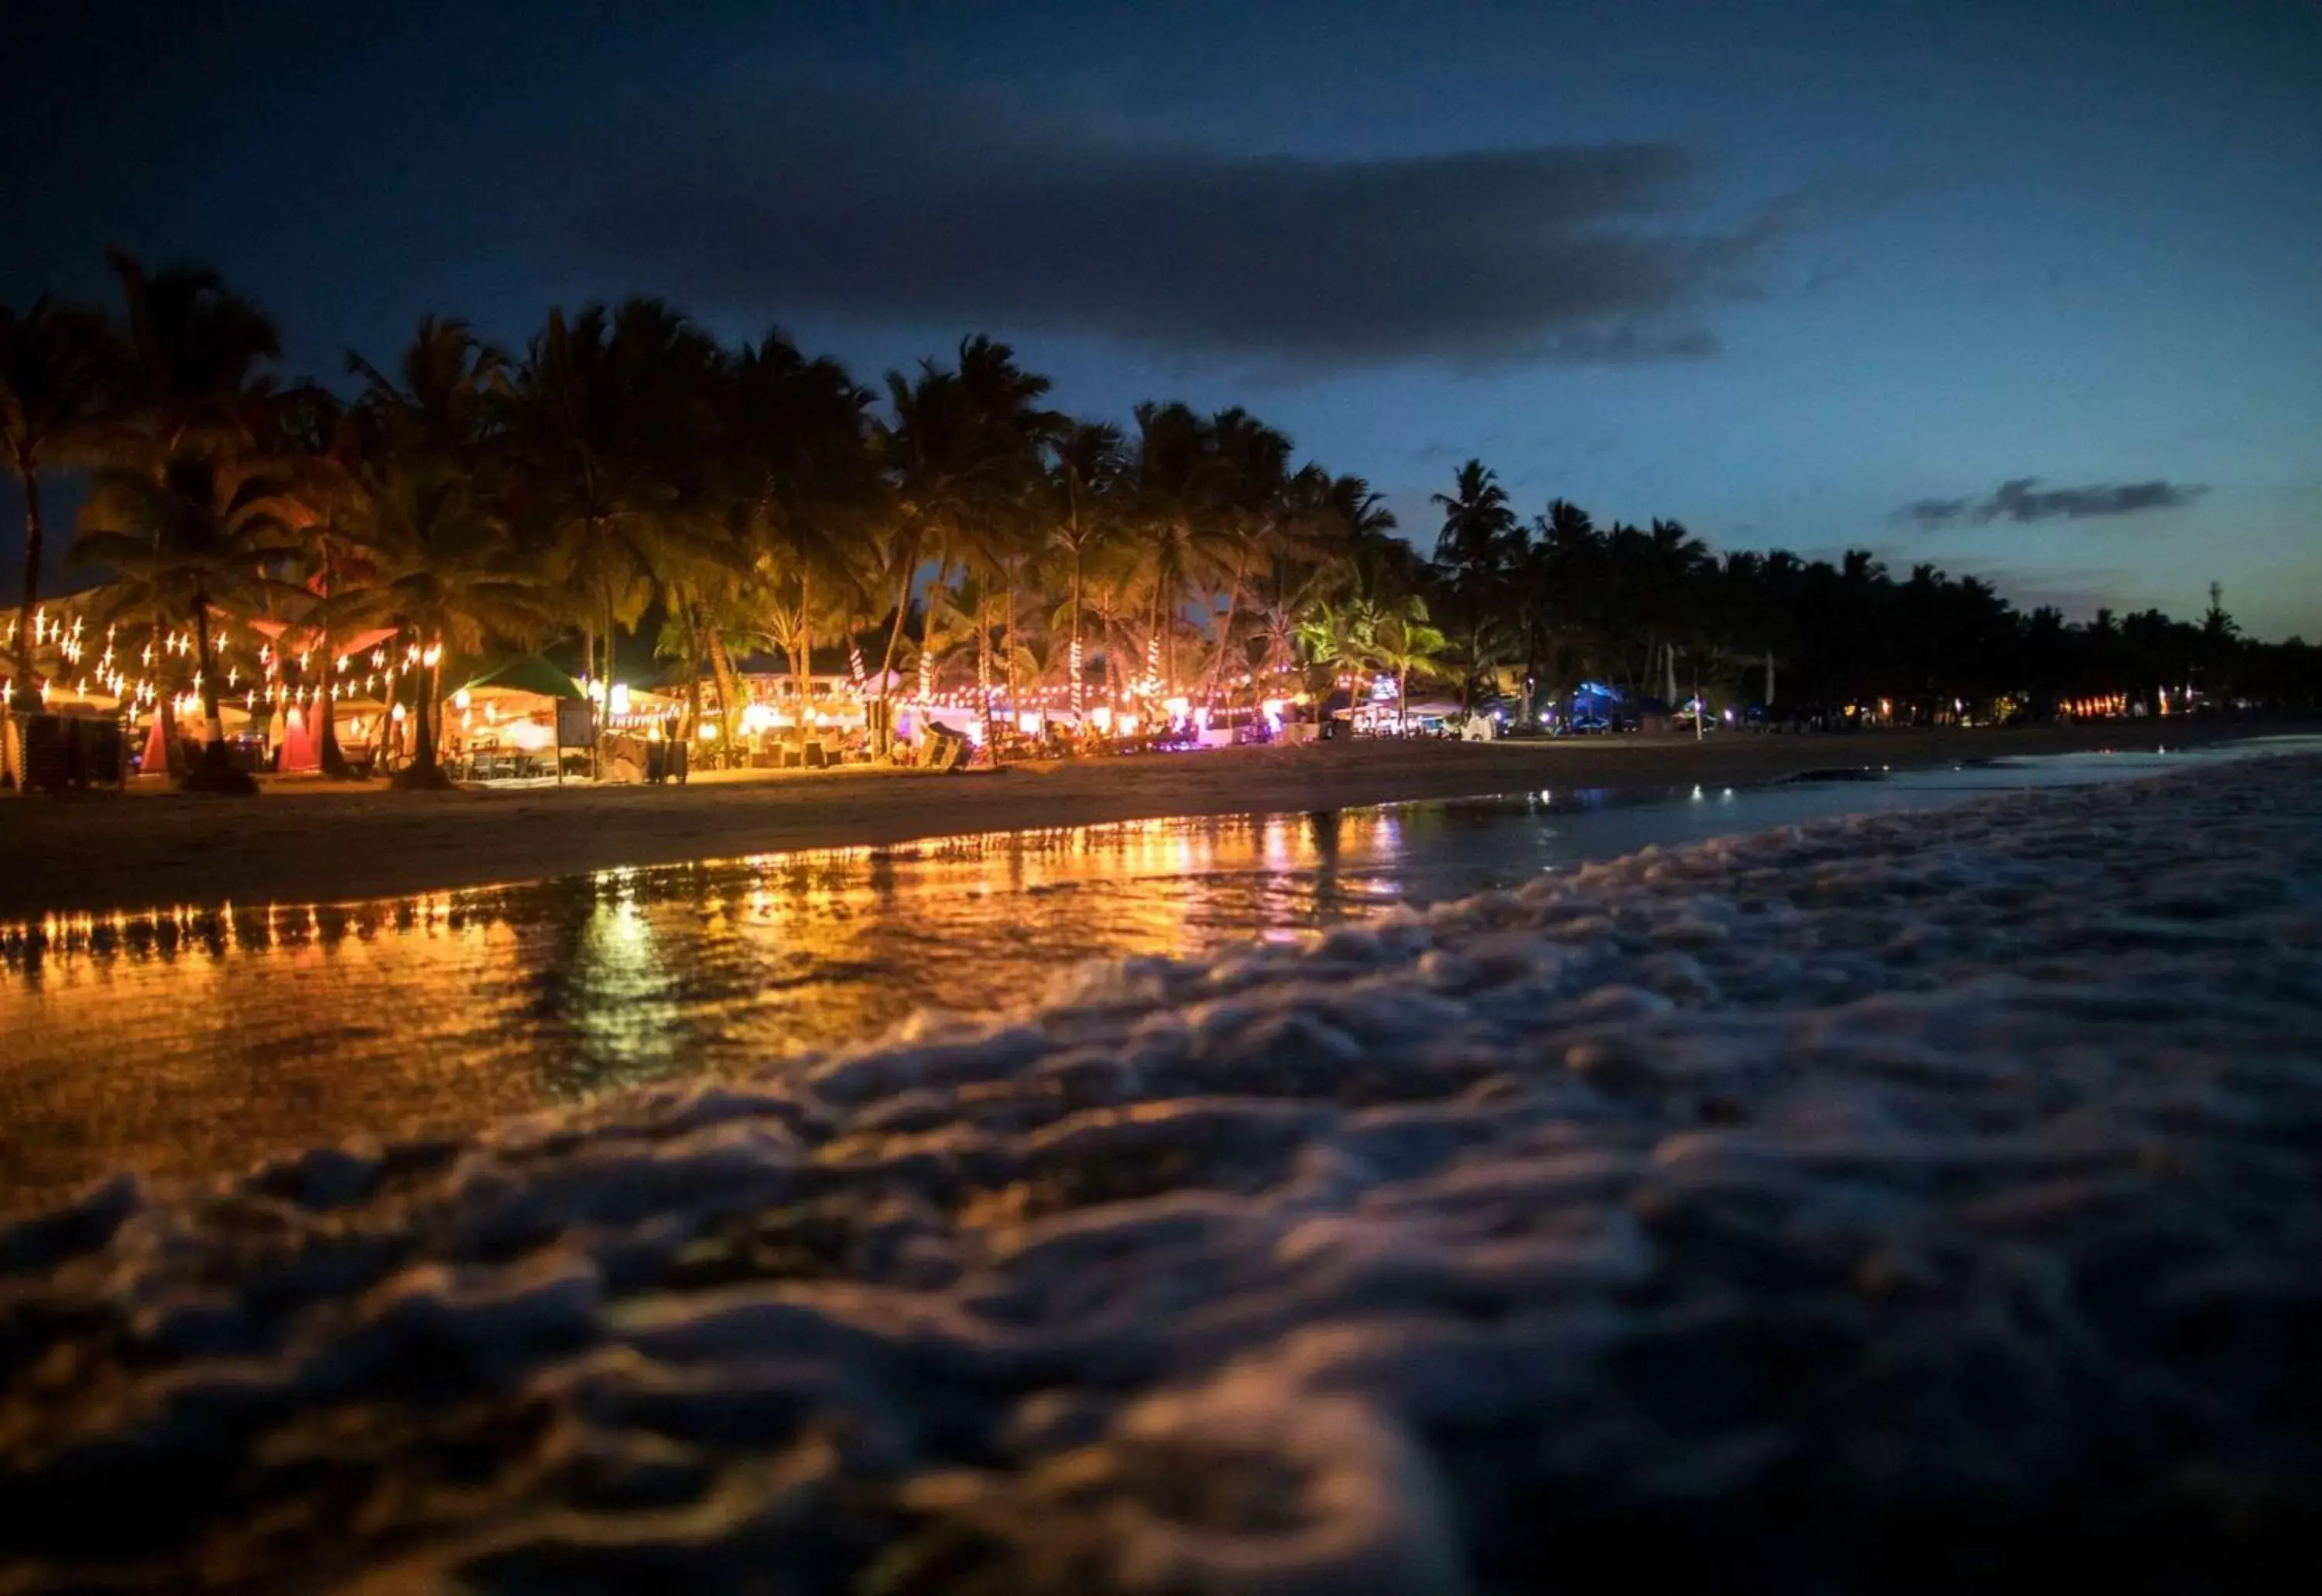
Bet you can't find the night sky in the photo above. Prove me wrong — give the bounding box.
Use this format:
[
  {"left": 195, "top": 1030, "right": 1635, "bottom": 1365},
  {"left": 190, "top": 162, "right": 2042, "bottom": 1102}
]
[{"left": 5, "top": 0, "right": 2317, "bottom": 637}]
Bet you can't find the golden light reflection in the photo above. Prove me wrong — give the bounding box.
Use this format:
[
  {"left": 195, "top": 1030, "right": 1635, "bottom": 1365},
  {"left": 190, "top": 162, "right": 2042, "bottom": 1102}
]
[{"left": 0, "top": 810, "right": 1416, "bottom": 1213}]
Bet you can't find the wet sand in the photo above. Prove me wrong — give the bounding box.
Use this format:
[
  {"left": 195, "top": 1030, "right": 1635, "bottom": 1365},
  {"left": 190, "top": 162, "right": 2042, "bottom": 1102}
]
[{"left": 0, "top": 718, "right": 2297, "bottom": 917}]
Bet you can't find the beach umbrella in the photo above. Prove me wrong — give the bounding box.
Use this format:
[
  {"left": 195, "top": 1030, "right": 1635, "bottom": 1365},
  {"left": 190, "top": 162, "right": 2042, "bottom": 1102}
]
[{"left": 279, "top": 702, "right": 320, "bottom": 772}]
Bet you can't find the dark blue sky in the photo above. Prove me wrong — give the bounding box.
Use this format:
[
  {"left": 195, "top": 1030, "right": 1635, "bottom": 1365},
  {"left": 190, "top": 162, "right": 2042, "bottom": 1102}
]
[{"left": 6, "top": 0, "right": 2317, "bottom": 636}]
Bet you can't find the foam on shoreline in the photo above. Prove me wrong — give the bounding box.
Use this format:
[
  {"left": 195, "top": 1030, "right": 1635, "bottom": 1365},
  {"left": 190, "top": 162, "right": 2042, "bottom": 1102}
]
[{"left": 3, "top": 755, "right": 2319, "bottom": 1592}]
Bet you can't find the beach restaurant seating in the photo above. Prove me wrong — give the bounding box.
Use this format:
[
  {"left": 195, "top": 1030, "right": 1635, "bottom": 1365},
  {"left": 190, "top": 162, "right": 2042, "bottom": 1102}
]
[{"left": 17, "top": 714, "right": 128, "bottom": 793}]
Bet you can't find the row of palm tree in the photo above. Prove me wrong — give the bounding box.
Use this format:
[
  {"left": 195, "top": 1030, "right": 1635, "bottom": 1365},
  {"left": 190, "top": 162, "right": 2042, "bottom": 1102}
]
[
  {"left": 8, "top": 257, "right": 2317, "bottom": 793},
  {"left": 10, "top": 257, "right": 1441, "bottom": 787},
  {"left": 1413, "top": 459, "right": 2320, "bottom": 721}
]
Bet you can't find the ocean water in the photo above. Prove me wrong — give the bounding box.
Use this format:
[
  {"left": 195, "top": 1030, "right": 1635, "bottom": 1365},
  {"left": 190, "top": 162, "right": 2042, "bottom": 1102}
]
[
  {"left": 0, "top": 736, "right": 2310, "bottom": 1210},
  {"left": 4, "top": 746, "right": 2317, "bottom": 1593}
]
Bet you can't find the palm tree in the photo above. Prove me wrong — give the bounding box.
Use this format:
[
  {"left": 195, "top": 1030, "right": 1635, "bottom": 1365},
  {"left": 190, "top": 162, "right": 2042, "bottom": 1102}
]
[
  {"left": 1200, "top": 407, "right": 1295, "bottom": 703},
  {"left": 1045, "top": 420, "right": 1126, "bottom": 714},
  {"left": 1297, "top": 587, "right": 1447, "bottom": 730},
  {"left": 252, "top": 379, "right": 375, "bottom": 776},
  {"left": 1128, "top": 399, "right": 1224, "bottom": 697},
  {"left": 942, "top": 337, "right": 1055, "bottom": 748},
  {"left": 1368, "top": 597, "right": 1451, "bottom": 729},
  {"left": 353, "top": 454, "right": 548, "bottom": 786},
  {"left": 3, "top": 295, "right": 121, "bottom": 714},
  {"left": 1430, "top": 459, "right": 1522, "bottom": 708},
  {"left": 338, "top": 319, "right": 521, "bottom": 775},
  {"left": 506, "top": 302, "right": 716, "bottom": 765},
  {"left": 873, "top": 337, "right": 1053, "bottom": 751},
  {"left": 725, "top": 331, "right": 878, "bottom": 743},
  {"left": 72, "top": 454, "right": 299, "bottom": 789},
  {"left": 870, "top": 364, "right": 973, "bottom": 720},
  {"left": 103, "top": 250, "right": 281, "bottom": 463},
  {"left": 347, "top": 315, "right": 509, "bottom": 461},
  {"left": 1246, "top": 467, "right": 1379, "bottom": 696}
]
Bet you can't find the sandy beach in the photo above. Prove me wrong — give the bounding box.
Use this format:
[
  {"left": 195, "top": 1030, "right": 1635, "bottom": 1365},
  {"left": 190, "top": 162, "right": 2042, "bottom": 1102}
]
[{"left": 1, "top": 718, "right": 2303, "bottom": 918}]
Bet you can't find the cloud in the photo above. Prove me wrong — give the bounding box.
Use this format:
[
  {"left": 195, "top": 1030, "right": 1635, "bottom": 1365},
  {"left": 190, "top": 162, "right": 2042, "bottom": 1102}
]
[
  {"left": 1895, "top": 477, "right": 2207, "bottom": 527},
  {"left": 564, "top": 71, "right": 1791, "bottom": 372},
  {"left": 1896, "top": 495, "right": 1975, "bottom": 526}
]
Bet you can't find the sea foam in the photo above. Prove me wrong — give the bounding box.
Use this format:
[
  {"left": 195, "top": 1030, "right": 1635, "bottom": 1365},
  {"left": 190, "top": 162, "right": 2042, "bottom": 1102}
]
[{"left": 2, "top": 755, "right": 2318, "bottom": 1592}]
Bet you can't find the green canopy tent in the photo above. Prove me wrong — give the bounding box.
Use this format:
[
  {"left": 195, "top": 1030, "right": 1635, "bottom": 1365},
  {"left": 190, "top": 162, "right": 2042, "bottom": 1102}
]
[
  {"left": 454, "top": 656, "right": 590, "bottom": 780},
  {"left": 460, "top": 656, "right": 585, "bottom": 700}
]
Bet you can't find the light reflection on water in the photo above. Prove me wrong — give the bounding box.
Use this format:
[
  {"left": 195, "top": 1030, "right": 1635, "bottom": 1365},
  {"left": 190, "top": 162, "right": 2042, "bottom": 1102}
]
[
  {"left": 0, "top": 810, "right": 1425, "bottom": 1207},
  {"left": 1, "top": 738, "right": 2307, "bottom": 1211}
]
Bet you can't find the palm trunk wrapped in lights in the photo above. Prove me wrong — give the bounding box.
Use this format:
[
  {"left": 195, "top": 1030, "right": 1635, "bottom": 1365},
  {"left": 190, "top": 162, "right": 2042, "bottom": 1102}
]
[
  {"left": 1003, "top": 574, "right": 1019, "bottom": 728},
  {"left": 317, "top": 641, "right": 349, "bottom": 778},
  {"left": 796, "top": 570, "right": 816, "bottom": 748},
  {"left": 1067, "top": 553, "right": 1087, "bottom": 716},
  {"left": 192, "top": 599, "right": 226, "bottom": 756},
  {"left": 977, "top": 594, "right": 998, "bottom": 762}
]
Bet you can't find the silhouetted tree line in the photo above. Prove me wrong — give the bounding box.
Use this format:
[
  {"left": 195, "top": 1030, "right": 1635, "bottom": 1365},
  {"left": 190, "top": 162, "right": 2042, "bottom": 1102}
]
[{"left": 1419, "top": 458, "right": 2316, "bottom": 721}]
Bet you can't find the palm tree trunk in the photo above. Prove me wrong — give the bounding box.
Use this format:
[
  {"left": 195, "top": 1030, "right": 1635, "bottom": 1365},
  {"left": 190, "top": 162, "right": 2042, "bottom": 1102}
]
[
  {"left": 681, "top": 607, "right": 704, "bottom": 747},
  {"left": 916, "top": 554, "right": 954, "bottom": 704},
  {"left": 9, "top": 466, "right": 43, "bottom": 712},
  {"left": 580, "top": 615, "right": 595, "bottom": 765},
  {"left": 193, "top": 597, "right": 227, "bottom": 763},
  {"left": 875, "top": 529, "right": 923, "bottom": 711},
  {"left": 159, "top": 690, "right": 183, "bottom": 777},
  {"left": 318, "top": 632, "right": 351, "bottom": 778},
  {"left": 598, "top": 589, "right": 616, "bottom": 775},
  {"left": 412, "top": 652, "right": 444, "bottom": 776},
  {"left": 978, "top": 590, "right": 998, "bottom": 763},
  {"left": 1069, "top": 551, "right": 1085, "bottom": 716},
  {"left": 1003, "top": 569, "right": 1019, "bottom": 721},
  {"left": 1205, "top": 553, "right": 1248, "bottom": 703},
  {"left": 1149, "top": 567, "right": 1166, "bottom": 696},
  {"left": 794, "top": 570, "right": 813, "bottom": 747},
  {"left": 705, "top": 628, "right": 741, "bottom": 749},
  {"left": 1163, "top": 553, "right": 1177, "bottom": 695}
]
